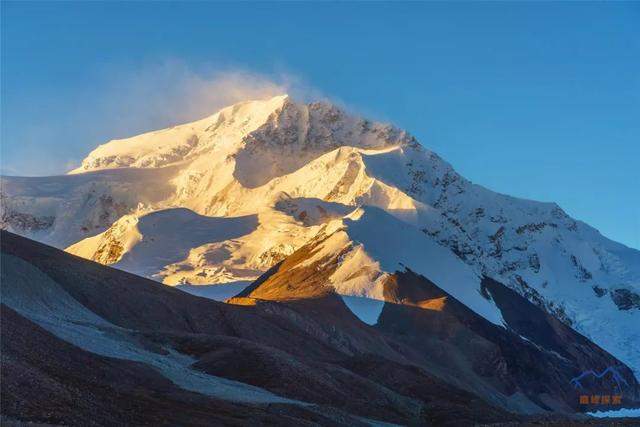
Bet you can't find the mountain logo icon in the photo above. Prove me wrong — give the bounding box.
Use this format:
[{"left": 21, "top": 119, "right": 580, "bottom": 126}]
[{"left": 570, "top": 366, "right": 629, "bottom": 393}]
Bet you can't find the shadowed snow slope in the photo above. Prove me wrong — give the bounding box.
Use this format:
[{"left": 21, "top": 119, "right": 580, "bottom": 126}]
[
  {"left": 340, "top": 296, "right": 385, "bottom": 325},
  {"left": 177, "top": 281, "right": 252, "bottom": 301},
  {"left": 1, "top": 95, "right": 639, "bottom": 378}
]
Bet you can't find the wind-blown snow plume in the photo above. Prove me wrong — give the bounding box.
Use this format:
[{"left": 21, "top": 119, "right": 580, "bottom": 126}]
[{"left": 99, "top": 62, "right": 292, "bottom": 132}]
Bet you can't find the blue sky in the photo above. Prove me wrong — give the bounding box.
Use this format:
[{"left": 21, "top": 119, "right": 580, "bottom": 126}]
[{"left": 1, "top": 2, "right": 638, "bottom": 249}]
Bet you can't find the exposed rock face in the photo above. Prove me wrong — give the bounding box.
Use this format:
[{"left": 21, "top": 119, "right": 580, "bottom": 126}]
[
  {"left": 0, "top": 210, "right": 54, "bottom": 232},
  {"left": 610, "top": 288, "right": 640, "bottom": 311}
]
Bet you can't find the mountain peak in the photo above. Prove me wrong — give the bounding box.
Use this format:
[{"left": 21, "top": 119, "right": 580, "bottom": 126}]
[
  {"left": 221, "top": 93, "right": 290, "bottom": 117},
  {"left": 270, "top": 93, "right": 290, "bottom": 103},
  {"left": 68, "top": 94, "right": 412, "bottom": 176},
  {"left": 68, "top": 94, "right": 294, "bottom": 175}
]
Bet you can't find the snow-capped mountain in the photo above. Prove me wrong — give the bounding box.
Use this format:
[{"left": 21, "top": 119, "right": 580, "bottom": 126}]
[{"left": 1, "top": 95, "right": 639, "bottom": 377}]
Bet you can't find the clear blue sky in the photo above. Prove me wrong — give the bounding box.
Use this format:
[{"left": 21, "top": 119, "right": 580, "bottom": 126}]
[{"left": 1, "top": 2, "right": 638, "bottom": 249}]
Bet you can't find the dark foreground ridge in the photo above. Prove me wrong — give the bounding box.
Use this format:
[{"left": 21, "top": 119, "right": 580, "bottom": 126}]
[{"left": 1, "top": 230, "right": 638, "bottom": 426}]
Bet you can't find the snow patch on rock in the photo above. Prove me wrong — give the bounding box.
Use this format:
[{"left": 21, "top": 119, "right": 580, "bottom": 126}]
[{"left": 341, "top": 295, "right": 385, "bottom": 326}]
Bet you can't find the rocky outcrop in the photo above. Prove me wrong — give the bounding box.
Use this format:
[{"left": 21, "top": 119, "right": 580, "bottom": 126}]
[
  {"left": 0, "top": 210, "right": 54, "bottom": 232},
  {"left": 610, "top": 288, "right": 640, "bottom": 311}
]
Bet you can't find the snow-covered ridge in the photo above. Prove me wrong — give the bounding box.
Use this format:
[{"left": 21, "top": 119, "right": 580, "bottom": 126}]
[
  {"left": 2, "top": 94, "right": 639, "bottom": 376},
  {"left": 68, "top": 95, "right": 292, "bottom": 174}
]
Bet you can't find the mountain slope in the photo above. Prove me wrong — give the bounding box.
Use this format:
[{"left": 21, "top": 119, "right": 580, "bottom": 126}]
[
  {"left": 233, "top": 222, "right": 640, "bottom": 414},
  {"left": 1, "top": 95, "right": 638, "bottom": 378},
  {"left": 3, "top": 230, "right": 533, "bottom": 425},
  {"left": 4, "top": 231, "right": 640, "bottom": 425}
]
